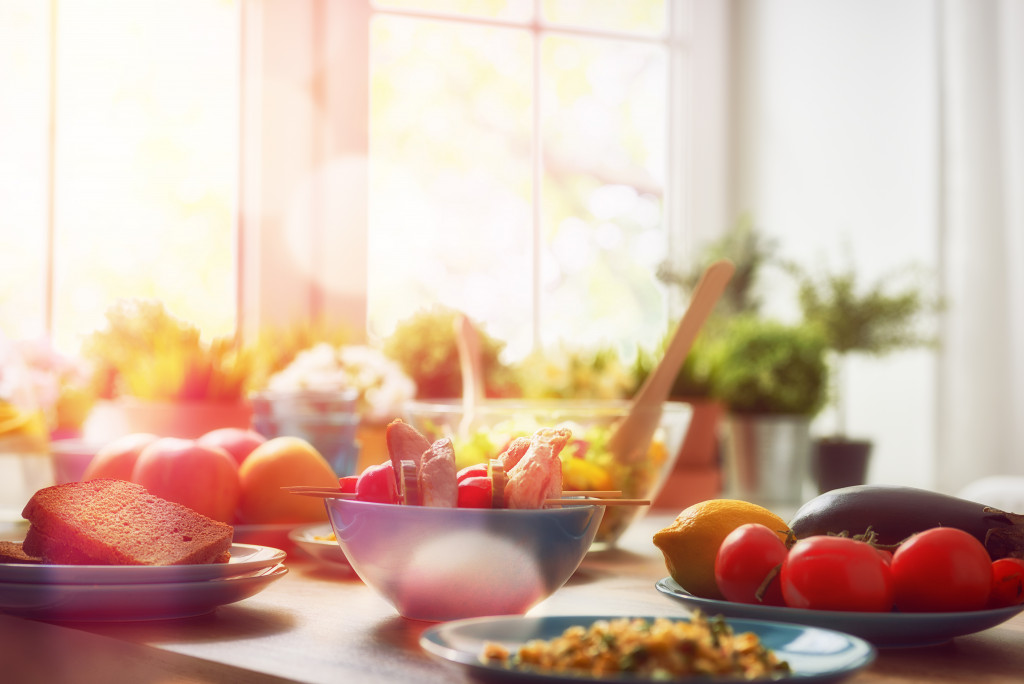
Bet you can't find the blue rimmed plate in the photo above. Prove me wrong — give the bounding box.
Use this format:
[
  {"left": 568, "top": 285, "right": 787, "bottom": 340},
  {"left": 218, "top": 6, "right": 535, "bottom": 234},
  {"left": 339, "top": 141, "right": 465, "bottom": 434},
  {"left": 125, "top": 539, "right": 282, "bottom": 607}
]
[
  {"left": 421, "top": 613, "right": 875, "bottom": 683},
  {"left": 656, "top": 576, "right": 1024, "bottom": 648}
]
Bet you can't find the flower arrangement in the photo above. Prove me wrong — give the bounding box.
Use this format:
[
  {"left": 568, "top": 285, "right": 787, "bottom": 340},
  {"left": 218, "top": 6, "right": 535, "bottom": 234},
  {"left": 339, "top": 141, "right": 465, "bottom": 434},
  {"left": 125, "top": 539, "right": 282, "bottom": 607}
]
[
  {"left": 12, "top": 337, "right": 96, "bottom": 437},
  {"left": 82, "top": 299, "right": 251, "bottom": 402},
  {"left": 266, "top": 343, "right": 416, "bottom": 423}
]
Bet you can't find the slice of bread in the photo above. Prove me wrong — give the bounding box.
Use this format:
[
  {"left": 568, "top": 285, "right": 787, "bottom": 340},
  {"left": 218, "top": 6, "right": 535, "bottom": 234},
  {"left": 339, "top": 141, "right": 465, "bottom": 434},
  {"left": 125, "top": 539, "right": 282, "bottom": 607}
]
[
  {"left": 22, "top": 479, "right": 233, "bottom": 566},
  {"left": 0, "top": 540, "right": 42, "bottom": 564}
]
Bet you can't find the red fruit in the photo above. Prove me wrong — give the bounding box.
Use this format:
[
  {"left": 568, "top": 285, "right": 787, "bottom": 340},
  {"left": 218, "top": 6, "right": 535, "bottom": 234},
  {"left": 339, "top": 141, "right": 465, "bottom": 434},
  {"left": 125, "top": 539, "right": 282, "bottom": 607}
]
[
  {"left": 989, "top": 558, "right": 1024, "bottom": 608},
  {"left": 714, "top": 523, "right": 788, "bottom": 606},
  {"left": 781, "top": 535, "right": 894, "bottom": 612},
  {"left": 197, "top": 428, "right": 267, "bottom": 466},
  {"left": 356, "top": 462, "right": 399, "bottom": 504},
  {"left": 457, "top": 463, "right": 488, "bottom": 483},
  {"left": 457, "top": 476, "right": 492, "bottom": 508},
  {"left": 339, "top": 475, "right": 359, "bottom": 494},
  {"left": 891, "top": 527, "right": 992, "bottom": 612}
]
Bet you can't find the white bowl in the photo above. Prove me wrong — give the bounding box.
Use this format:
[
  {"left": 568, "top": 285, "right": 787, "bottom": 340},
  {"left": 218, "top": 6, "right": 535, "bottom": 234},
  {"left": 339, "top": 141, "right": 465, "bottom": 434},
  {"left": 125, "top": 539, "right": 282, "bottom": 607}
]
[{"left": 324, "top": 498, "right": 604, "bottom": 621}]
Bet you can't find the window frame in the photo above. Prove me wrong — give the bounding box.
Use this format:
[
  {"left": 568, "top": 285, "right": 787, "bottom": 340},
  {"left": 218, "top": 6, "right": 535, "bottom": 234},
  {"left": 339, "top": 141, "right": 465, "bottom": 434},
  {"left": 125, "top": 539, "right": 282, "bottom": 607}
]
[{"left": 239, "top": 0, "right": 732, "bottom": 346}]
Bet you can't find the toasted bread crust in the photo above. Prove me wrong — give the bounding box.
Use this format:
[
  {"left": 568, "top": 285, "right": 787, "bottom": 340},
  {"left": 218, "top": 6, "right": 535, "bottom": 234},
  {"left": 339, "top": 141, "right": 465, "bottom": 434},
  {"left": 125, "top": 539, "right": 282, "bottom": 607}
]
[{"left": 22, "top": 480, "right": 233, "bottom": 566}]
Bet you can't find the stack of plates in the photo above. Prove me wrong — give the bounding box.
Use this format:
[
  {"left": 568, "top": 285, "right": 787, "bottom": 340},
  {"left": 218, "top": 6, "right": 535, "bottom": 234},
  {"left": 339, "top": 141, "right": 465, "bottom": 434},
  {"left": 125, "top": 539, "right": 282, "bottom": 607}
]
[{"left": 0, "top": 543, "right": 287, "bottom": 622}]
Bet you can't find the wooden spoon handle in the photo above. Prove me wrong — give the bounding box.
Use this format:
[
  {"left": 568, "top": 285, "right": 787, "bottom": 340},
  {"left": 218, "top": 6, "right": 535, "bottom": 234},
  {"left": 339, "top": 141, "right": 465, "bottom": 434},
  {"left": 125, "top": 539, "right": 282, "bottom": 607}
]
[
  {"left": 608, "top": 259, "right": 735, "bottom": 460},
  {"left": 454, "top": 313, "right": 484, "bottom": 437}
]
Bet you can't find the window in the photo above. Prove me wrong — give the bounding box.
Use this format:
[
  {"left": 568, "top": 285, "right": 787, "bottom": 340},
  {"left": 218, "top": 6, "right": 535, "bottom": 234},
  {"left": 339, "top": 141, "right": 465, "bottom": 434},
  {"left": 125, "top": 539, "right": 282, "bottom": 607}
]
[
  {"left": 4, "top": 0, "right": 719, "bottom": 370},
  {"left": 0, "top": 0, "right": 240, "bottom": 351}
]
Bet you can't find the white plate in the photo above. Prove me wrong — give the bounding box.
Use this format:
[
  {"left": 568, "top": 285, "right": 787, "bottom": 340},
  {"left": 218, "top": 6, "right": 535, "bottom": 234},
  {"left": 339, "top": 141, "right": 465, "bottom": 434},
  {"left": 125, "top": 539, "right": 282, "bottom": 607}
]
[
  {"left": 288, "top": 523, "right": 350, "bottom": 567},
  {"left": 421, "top": 614, "right": 876, "bottom": 683},
  {"left": 656, "top": 577, "right": 1024, "bottom": 648},
  {"left": 0, "top": 564, "right": 287, "bottom": 622},
  {"left": 233, "top": 524, "right": 302, "bottom": 549},
  {"left": 0, "top": 543, "right": 286, "bottom": 585}
]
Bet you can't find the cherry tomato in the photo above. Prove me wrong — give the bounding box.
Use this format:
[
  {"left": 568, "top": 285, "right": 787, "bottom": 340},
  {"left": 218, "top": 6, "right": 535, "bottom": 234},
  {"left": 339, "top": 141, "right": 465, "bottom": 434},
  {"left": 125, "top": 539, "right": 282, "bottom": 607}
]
[
  {"left": 457, "top": 463, "right": 488, "bottom": 483},
  {"left": 890, "top": 527, "right": 992, "bottom": 612},
  {"left": 338, "top": 476, "right": 359, "bottom": 494},
  {"left": 355, "top": 462, "right": 399, "bottom": 504},
  {"left": 989, "top": 558, "right": 1024, "bottom": 608},
  {"left": 781, "top": 535, "right": 893, "bottom": 612},
  {"left": 714, "top": 523, "right": 788, "bottom": 605},
  {"left": 457, "top": 475, "right": 492, "bottom": 508}
]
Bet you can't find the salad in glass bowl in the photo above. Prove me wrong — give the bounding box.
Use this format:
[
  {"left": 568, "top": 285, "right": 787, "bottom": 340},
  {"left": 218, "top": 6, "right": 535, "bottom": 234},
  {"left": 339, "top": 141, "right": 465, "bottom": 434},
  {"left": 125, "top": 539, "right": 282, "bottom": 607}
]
[{"left": 403, "top": 399, "right": 691, "bottom": 547}]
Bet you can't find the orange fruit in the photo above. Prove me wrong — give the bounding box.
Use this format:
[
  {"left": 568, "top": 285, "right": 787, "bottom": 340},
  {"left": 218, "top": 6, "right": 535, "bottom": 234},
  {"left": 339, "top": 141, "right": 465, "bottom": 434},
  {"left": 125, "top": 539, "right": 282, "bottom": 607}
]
[
  {"left": 653, "top": 499, "right": 790, "bottom": 600},
  {"left": 237, "top": 436, "right": 338, "bottom": 524}
]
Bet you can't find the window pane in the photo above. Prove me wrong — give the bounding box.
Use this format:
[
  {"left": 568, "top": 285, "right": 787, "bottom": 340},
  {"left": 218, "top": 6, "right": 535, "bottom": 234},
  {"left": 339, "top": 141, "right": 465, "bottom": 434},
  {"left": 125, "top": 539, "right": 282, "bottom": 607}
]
[
  {"left": 539, "top": 35, "right": 668, "bottom": 353},
  {"left": 373, "top": 0, "right": 533, "bottom": 22},
  {"left": 51, "top": 0, "right": 240, "bottom": 350},
  {"left": 367, "top": 16, "right": 535, "bottom": 355},
  {"left": 542, "top": 0, "right": 666, "bottom": 36},
  {"left": 0, "top": 1, "right": 49, "bottom": 339}
]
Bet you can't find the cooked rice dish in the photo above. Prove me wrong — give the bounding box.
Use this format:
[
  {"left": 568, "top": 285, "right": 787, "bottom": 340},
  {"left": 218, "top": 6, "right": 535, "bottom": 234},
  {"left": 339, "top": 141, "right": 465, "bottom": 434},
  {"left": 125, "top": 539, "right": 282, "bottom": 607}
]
[{"left": 482, "top": 611, "right": 791, "bottom": 679}]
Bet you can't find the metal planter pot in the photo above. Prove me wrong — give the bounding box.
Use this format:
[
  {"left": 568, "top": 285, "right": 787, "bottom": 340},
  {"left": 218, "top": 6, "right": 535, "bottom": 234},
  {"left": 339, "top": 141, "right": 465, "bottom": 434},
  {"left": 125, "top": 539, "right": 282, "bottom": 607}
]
[{"left": 722, "top": 413, "right": 813, "bottom": 508}]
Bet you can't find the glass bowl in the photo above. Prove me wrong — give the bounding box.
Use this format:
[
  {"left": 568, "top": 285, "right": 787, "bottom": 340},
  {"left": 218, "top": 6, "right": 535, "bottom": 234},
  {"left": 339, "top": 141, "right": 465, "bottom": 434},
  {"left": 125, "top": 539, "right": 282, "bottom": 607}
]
[
  {"left": 250, "top": 390, "right": 361, "bottom": 477},
  {"left": 402, "top": 399, "right": 691, "bottom": 547},
  {"left": 324, "top": 498, "right": 604, "bottom": 621}
]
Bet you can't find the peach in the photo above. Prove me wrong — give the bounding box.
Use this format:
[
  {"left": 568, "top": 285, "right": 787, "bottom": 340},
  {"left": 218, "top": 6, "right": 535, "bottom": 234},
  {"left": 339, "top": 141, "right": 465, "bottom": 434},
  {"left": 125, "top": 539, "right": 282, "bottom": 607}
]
[
  {"left": 81, "top": 433, "right": 160, "bottom": 482},
  {"left": 197, "top": 427, "right": 267, "bottom": 466},
  {"left": 237, "top": 436, "right": 338, "bottom": 524},
  {"left": 131, "top": 437, "right": 240, "bottom": 524}
]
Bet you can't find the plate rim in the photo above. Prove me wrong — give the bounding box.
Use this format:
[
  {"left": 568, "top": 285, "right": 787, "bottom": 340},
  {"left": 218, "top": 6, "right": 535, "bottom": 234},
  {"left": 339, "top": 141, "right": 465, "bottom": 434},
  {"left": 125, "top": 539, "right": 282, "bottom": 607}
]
[
  {"left": 420, "top": 613, "right": 876, "bottom": 683},
  {"left": 0, "top": 542, "right": 287, "bottom": 585},
  {"left": 0, "top": 564, "right": 288, "bottom": 622},
  {"left": 655, "top": 576, "right": 1024, "bottom": 646}
]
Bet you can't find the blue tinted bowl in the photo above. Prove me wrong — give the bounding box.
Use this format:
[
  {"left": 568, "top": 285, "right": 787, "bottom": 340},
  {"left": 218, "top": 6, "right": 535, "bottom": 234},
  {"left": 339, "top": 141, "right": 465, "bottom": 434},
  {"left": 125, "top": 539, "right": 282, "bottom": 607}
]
[{"left": 324, "top": 498, "right": 604, "bottom": 621}]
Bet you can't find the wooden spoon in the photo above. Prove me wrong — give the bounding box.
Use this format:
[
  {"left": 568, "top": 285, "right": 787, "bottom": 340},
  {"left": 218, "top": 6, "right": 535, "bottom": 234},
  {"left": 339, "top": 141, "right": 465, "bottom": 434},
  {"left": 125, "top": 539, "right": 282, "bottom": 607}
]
[
  {"left": 606, "top": 259, "right": 735, "bottom": 463},
  {"left": 454, "top": 312, "right": 485, "bottom": 438}
]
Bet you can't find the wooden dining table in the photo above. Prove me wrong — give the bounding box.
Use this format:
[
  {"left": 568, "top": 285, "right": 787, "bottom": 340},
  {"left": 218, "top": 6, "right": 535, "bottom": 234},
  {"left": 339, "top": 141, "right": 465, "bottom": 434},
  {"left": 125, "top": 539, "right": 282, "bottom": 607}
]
[{"left": 2, "top": 511, "right": 1023, "bottom": 684}]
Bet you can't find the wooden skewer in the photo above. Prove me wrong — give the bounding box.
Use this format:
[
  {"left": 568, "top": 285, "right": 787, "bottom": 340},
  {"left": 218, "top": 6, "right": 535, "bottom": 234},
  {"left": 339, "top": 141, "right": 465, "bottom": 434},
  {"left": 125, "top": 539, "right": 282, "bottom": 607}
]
[{"left": 280, "top": 486, "right": 645, "bottom": 506}]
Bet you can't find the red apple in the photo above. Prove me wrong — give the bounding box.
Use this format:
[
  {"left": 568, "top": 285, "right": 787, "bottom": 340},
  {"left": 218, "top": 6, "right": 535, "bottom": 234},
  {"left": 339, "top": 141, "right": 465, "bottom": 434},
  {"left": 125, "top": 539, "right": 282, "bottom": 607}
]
[
  {"left": 81, "top": 433, "right": 160, "bottom": 482},
  {"left": 197, "top": 427, "right": 267, "bottom": 466},
  {"left": 131, "top": 437, "right": 240, "bottom": 524}
]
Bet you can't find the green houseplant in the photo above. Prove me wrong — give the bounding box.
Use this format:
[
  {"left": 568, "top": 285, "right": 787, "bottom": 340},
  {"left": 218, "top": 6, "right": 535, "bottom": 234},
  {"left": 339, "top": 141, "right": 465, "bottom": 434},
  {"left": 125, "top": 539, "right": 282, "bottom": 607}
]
[
  {"left": 787, "top": 257, "right": 942, "bottom": 491},
  {"left": 710, "top": 315, "right": 829, "bottom": 506},
  {"left": 652, "top": 215, "right": 779, "bottom": 508}
]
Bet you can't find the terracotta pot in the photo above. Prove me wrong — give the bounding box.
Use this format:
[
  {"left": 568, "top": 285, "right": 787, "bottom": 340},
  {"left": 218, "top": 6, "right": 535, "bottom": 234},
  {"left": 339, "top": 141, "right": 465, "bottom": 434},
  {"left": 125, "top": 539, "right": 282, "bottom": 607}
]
[
  {"left": 651, "top": 398, "right": 724, "bottom": 510},
  {"left": 89, "top": 398, "right": 253, "bottom": 440}
]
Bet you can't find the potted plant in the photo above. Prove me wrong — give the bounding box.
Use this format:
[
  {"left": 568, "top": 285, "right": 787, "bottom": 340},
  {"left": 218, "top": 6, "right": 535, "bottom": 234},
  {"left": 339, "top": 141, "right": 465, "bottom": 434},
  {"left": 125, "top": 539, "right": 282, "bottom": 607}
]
[
  {"left": 81, "top": 299, "right": 254, "bottom": 439},
  {"left": 710, "top": 314, "right": 829, "bottom": 506},
  {"left": 382, "top": 306, "right": 518, "bottom": 399},
  {"left": 787, "top": 257, "right": 942, "bottom": 492},
  {"left": 652, "top": 214, "right": 779, "bottom": 508}
]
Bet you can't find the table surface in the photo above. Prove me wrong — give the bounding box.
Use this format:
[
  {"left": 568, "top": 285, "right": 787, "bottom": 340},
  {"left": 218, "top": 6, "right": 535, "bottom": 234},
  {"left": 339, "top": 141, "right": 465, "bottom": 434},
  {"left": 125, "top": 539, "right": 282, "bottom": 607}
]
[{"left": 2, "top": 512, "right": 1024, "bottom": 684}]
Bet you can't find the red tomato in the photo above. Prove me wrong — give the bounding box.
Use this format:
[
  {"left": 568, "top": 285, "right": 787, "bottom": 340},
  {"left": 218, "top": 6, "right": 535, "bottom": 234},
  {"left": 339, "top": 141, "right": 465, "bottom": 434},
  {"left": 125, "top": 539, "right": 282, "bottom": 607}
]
[
  {"left": 457, "top": 476, "right": 492, "bottom": 508},
  {"left": 355, "top": 462, "right": 399, "bottom": 504},
  {"left": 989, "top": 558, "right": 1024, "bottom": 608},
  {"left": 714, "top": 523, "right": 788, "bottom": 606},
  {"left": 457, "top": 463, "right": 488, "bottom": 483},
  {"left": 781, "top": 536, "right": 894, "bottom": 612},
  {"left": 338, "top": 475, "right": 359, "bottom": 494},
  {"left": 890, "top": 527, "right": 992, "bottom": 612}
]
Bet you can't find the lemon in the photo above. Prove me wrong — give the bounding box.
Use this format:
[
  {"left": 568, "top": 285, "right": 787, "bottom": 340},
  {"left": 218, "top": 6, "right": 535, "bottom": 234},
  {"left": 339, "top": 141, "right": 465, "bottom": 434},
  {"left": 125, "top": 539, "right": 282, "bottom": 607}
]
[{"left": 653, "top": 499, "right": 790, "bottom": 600}]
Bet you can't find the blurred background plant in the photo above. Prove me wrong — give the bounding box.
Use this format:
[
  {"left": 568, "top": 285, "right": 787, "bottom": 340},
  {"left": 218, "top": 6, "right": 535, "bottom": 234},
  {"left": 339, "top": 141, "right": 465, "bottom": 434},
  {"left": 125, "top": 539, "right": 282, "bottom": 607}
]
[
  {"left": 382, "top": 306, "right": 519, "bottom": 399},
  {"left": 655, "top": 214, "right": 779, "bottom": 399},
  {"left": 247, "top": 318, "right": 358, "bottom": 392},
  {"left": 786, "top": 255, "right": 943, "bottom": 438},
  {"left": 512, "top": 343, "right": 643, "bottom": 400},
  {"left": 710, "top": 314, "right": 829, "bottom": 416},
  {"left": 13, "top": 337, "right": 96, "bottom": 438},
  {"left": 82, "top": 299, "right": 251, "bottom": 402},
  {"left": 264, "top": 343, "right": 416, "bottom": 424}
]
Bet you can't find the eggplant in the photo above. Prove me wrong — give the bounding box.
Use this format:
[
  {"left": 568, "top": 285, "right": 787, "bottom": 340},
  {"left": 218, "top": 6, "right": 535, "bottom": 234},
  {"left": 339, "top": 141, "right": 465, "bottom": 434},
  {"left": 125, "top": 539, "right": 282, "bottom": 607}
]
[{"left": 787, "top": 484, "right": 1024, "bottom": 559}]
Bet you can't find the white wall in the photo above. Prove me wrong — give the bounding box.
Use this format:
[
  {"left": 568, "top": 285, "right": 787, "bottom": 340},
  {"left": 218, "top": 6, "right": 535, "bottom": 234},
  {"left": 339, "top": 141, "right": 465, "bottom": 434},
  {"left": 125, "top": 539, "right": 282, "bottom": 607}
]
[{"left": 728, "top": 0, "right": 939, "bottom": 488}]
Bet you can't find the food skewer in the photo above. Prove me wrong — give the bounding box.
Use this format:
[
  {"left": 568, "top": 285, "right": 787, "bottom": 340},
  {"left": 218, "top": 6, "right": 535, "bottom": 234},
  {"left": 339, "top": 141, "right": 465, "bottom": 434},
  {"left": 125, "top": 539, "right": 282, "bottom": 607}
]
[{"left": 280, "top": 485, "right": 645, "bottom": 507}]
